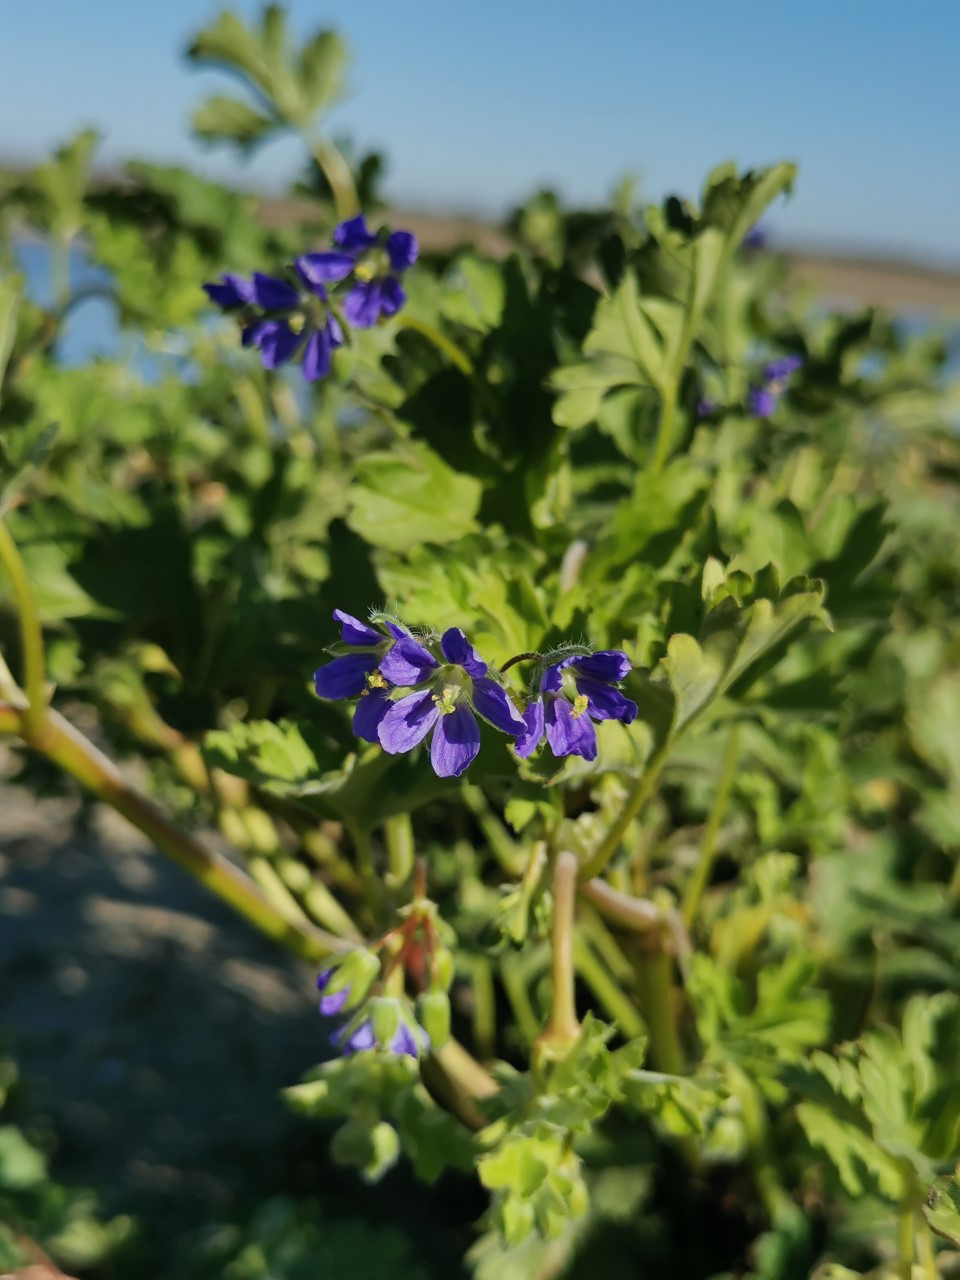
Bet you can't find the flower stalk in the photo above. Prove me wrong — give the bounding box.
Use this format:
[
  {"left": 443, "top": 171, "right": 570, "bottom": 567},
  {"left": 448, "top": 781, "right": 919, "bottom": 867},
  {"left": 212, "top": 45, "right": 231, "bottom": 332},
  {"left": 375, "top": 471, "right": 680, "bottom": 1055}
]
[
  {"left": 537, "top": 852, "right": 581, "bottom": 1050},
  {"left": 0, "top": 519, "right": 47, "bottom": 739}
]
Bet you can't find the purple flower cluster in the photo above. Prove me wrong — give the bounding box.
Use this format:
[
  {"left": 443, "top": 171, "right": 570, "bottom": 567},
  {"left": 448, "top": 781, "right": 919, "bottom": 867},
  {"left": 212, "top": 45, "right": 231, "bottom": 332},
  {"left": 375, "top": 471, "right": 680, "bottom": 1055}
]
[
  {"left": 515, "top": 652, "right": 637, "bottom": 763},
  {"left": 747, "top": 355, "right": 803, "bottom": 418},
  {"left": 202, "top": 215, "right": 418, "bottom": 382},
  {"left": 316, "top": 970, "right": 421, "bottom": 1059},
  {"left": 313, "top": 610, "right": 638, "bottom": 775}
]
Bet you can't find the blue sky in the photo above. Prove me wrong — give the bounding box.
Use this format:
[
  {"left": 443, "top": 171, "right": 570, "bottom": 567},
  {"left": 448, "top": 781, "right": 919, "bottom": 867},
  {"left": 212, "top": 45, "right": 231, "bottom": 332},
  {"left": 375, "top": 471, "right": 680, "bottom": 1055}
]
[{"left": 2, "top": 1, "right": 958, "bottom": 264}]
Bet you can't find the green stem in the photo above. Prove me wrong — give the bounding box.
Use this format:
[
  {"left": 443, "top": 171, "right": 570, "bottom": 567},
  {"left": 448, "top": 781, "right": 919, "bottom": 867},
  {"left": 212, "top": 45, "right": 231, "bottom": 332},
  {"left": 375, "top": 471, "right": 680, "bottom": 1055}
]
[
  {"left": 309, "top": 138, "right": 359, "bottom": 221},
  {"left": 897, "top": 1202, "right": 915, "bottom": 1280},
  {"left": 573, "top": 936, "right": 645, "bottom": 1038},
  {"left": 633, "top": 940, "right": 683, "bottom": 1074},
  {"left": 0, "top": 519, "right": 47, "bottom": 738},
  {"left": 467, "top": 954, "right": 497, "bottom": 1061},
  {"left": 949, "top": 852, "right": 960, "bottom": 905},
  {"left": 917, "top": 1213, "right": 937, "bottom": 1280},
  {"left": 579, "top": 740, "right": 670, "bottom": 881},
  {"left": 3, "top": 699, "right": 500, "bottom": 1113},
  {"left": 650, "top": 382, "right": 677, "bottom": 474},
  {"left": 541, "top": 852, "right": 580, "bottom": 1044},
  {"left": 383, "top": 812, "right": 415, "bottom": 888},
  {"left": 462, "top": 783, "right": 524, "bottom": 875},
  {"left": 399, "top": 315, "right": 475, "bottom": 378},
  {"left": 681, "top": 724, "right": 740, "bottom": 928}
]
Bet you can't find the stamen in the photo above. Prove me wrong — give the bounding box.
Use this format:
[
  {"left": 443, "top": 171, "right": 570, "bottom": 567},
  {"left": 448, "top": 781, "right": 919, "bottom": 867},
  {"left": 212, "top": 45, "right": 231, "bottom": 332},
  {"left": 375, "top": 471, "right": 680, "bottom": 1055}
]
[
  {"left": 367, "top": 671, "right": 387, "bottom": 690},
  {"left": 354, "top": 262, "right": 375, "bottom": 283},
  {"left": 431, "top": 684, "right": 459, "bottom": 716},
  {"left": 571, "top": 693, "right": 589, "bottom": 719}
]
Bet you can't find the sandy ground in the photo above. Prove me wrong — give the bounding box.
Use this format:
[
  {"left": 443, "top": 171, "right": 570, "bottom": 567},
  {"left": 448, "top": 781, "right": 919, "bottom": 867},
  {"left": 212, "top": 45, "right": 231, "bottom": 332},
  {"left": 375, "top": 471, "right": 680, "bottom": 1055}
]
[{"left": 0, "top": 771, "right": 324, "bottom": 1230}]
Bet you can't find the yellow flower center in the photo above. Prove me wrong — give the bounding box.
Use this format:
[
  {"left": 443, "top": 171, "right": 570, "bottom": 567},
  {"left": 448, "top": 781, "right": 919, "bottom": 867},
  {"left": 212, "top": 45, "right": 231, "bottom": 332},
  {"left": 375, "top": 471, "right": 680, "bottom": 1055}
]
[
  {"left": 431, "top": 684, "right": 460, "bottom": 716},
  {"left": 367, "top": 671, "right": 387, "bottom": 690},
  {"left": 354, "top": 262, "right": 376, "bottom": 283},
  {"left": 571, "top": 693, "right": 589, "bottom": 719}
]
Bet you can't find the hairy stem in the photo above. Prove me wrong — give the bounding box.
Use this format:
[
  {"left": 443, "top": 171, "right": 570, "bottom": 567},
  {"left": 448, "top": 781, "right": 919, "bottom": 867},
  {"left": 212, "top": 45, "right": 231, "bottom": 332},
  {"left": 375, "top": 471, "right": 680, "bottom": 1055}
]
[
  {"left": 681, "top": 724, "right": 740, "bottom": 928},
  {"left": 541, "top": 852, "right": 581, "bottom": 1044},
  {"left": 0, "top": 519, "right": 47, "bottom": 738}
]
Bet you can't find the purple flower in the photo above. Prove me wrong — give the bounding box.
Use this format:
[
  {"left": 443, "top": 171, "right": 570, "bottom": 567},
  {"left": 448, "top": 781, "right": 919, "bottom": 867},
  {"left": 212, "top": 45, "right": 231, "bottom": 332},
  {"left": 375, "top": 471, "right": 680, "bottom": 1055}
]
[
  {"left": 741, "top": 224, "right": 769, "bottom": 251},
  {"left": 376, "top": 627, "right": 525, "bottom": 778},
  {"left": 746, "top": 353, "right": 803, "bottom": 418},
  {"left": 515, "top": 651, "right": 637, "bottom": 763},
  {"left": 316, "top": 968, "right": 351, "bottom": 1017},
  {"left": 299, "top": 215, "right": 418, "bottom": 331},
  {"left": 313, "top": 610, "right": 410, "bottom": 712},
  {"left": 332, "top": 1019, "right": 422, "bottom": 1058},
  {"left": 203, "top": 269, "right": 342, "bottom": 382}
]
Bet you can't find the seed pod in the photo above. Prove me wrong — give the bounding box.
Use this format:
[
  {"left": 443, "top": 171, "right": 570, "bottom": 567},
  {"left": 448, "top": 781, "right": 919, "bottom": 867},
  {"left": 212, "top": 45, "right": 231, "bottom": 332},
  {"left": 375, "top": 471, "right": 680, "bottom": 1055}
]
[
  {"left": 369, "top": 996, "right": 401, "bottom": 1049},
  {"left": 417, "top": 990, "right": 450, "bottom": 1049}
]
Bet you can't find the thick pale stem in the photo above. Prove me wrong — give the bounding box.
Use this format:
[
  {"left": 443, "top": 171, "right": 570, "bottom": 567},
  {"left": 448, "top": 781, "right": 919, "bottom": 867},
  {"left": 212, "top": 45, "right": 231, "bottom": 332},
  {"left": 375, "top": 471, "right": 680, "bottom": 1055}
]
[
  {"left": 579, "top": 878, "right": 663, "bottom": 935},
  {"left": 897, "top": 1202, "right": 915, "bottom": 1280},
  {"left": 310, "top": 138, "right": 359, "bottom": 221},
  {"left": 681, "top": 724, "right": 740, "bottom": 928},
  {"left": 0, "top": 520, "right": 47, "bottom": 738},
  {"left": 384, "top": 812, "right": 415, "bottom": 887},
  {"left": 634, "top": 940, "right": 684, "bottom": 1075},
  {"left": 542, "top": 852, "right": 580, "bottom": 1044}
]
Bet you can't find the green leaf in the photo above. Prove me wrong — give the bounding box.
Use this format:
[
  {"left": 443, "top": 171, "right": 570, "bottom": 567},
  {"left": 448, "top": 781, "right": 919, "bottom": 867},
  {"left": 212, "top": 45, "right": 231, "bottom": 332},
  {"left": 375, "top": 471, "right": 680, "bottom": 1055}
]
[
  {"left": 0, "top": 275, "right": 19, "bottom": 393},
  {"left": 347, "top": 441, "right": 482, "bottom": 551},
  {"left": 191, "top": 95, "right": 277, "bottom": 149},
  {"left": 700, "top": 161, "right": 797, "bottom": 247},
  {"left": 299, "top": 30, "right": 349, "bottom": 112},
  {"left": 907, "top": 670, "right": 960, "bottom": 789},
  {"left": 0, "top": 1124, "right": 46, "bottom": 1189},
  {"left": 923, "top": 1169, "right": 960, "bottom": 1246},
  {"left": 652, "top": 580, "right": 828, "bottom": 734},
  {"left": 203, "top": 720, "right": 319, "bottom": 790}
]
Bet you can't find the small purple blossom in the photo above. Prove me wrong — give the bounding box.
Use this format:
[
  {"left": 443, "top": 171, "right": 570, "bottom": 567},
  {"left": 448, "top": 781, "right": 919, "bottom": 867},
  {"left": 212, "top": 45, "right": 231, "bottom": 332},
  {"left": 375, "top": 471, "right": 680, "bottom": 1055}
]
[
  {"left": 314, "top": 611, "right": 423, "bottom": 741},
  {"left": 741, "top": 224, "right": 769, "bottom": 251},
  {"left": 316, "top": 968, "right": 351, "bottom": 1017},
  {"left": 515, "top": 651, "right": 637, "bottom": 763},
  {"left": 746, "top": 354, "right": 803, "bottom": 418},
  {"left": 332, "top": 1019, "right": 422, "bottom": 1059},
  {"left": 376, "top": 627, "right": 525, "bottom": 778},
  {"left": 298, "top": 215, "right": 419, "bottom": 331}
]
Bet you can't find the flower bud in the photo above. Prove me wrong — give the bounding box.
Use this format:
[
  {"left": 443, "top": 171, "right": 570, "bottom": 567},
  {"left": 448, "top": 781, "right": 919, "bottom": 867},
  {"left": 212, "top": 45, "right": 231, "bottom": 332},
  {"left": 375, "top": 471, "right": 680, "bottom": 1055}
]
[
  {"left": 369, "top": 996, "right": 401, "bottom": 1049},
  {"left": 416, "top": 990, "right": 450, "bottom": 1050},
  {"left": 430, "top": 946, "right": 455, "bottom": 993},
  {"left": 334, "top": 947, "right": 381, "bottom": 1006}
]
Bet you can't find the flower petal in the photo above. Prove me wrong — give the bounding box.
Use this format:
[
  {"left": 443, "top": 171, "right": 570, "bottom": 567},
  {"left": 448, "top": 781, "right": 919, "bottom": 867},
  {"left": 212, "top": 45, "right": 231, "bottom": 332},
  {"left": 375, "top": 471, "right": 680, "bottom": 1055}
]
[
  {"left": 430, "top": 705, "right": 480, "bottom": 778},
  {"left": 762, "top": 355, "right": 802, "bottom": 382},
  {"left": 378, "top": 691, "right": 439, "bottom": 754},
  {"left": 333, "top": 609, "right": 382, "bottom": 646},
  {"left": 342, "top": 279, "right": 383, "bottom": 329},
  {"left": 544, "top": 697, "right": 597, "bottom": 761},
  {"left": 747, "top": 387, "right": 776, "bottom": 417},
  {"left": 571, "top": 650, "right": 632, "bottom": 683},
  {"left": 301, "top": 326, "right": 331, "bottom": 382},
  {"left": 379, "top": 633, "right": 438, "bottom": 686},
  {"left": 352, "top": 688, "right": 393, "bottom": 743},
  {"left": 471, "top": 676, "right": 526, "bottom": 733},
  {"left": 439, "top": 627, "right": 487, "bottom": 677},
  {"left": 513, "top": 698, "right": 545, "bottom": 758},
  {"left": 333, "top": 214, "right": 378, "bottom": 252},
  {"left": 378, "top": 275, "right": 406, "bottom": 317},
  {"left": 575, "top": 676, "right": 638, "bottom": 724},
  {"left": 389, "top": 1022, "right": 420, "bottom": 1057},
  {"left": 295, "top": 251, "right": 357, "bottom": 286},
  {"left": 248, "top": 272, "right": 299, "bottom": 310},
  {"left": 341, "top": 1020, "right": 376, "bottom": 1053},
  {"left": 248, "top": 320, "right": 300, "bottom": 369},
  {"left": 314, "top": 652, "right": 378, "bottom": 700},
  {"left": 203, "top": 272, "right": 252, "bottom": 308},
  {"left": 318, "top": 986, "right": 349, "bottom": 1016},
  {"left": 539, "top": 661, "right": 566, "bottom": 694},
  {"left": 386, "top": 230, "right": 418, "bottom": 272}
]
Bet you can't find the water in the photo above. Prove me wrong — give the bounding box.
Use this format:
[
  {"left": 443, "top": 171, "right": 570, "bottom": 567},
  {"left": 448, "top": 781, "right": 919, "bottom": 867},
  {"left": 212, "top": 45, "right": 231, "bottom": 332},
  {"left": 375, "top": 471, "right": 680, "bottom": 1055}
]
[{"left": 10, "top": 239, "right": 960, "bottom": 378}]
